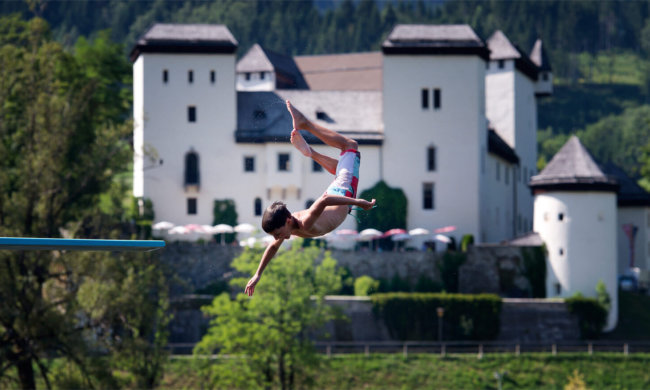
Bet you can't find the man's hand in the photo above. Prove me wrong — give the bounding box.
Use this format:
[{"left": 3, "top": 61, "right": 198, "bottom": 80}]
[
  {"left": 357, "top": 198, "right": 376, "bottom": 210},
  {"left": 245, "top": 274, "right": 260, "bottom": 297}
]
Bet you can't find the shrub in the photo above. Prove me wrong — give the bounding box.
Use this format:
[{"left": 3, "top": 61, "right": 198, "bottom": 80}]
[
  {"left": 354, "top": 275, "right": 380, "bottom": 296},
  {"left": 371, "top": 292, "right": 502, "bottom": 341},
  {"left": 414, "top": 275, "right": 443, "bottom": 293},
  {"left": 437, "top": 252, "right": 466, "bottom": 292},
  {"left": 565, "top": 296, "right": 608, "bottom": 339}
]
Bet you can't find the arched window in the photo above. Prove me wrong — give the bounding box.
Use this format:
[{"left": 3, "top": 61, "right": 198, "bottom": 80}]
[
  {"left": 253, "top": 198, "right": 263, "bottom": 216},
  {"left": 185, "top": 151, "right": 200, "bottom": 186}
]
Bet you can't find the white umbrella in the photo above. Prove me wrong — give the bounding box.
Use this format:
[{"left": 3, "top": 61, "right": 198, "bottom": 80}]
[
  {"left": 409, "top": 228, "right": 430, "bottom": 236},
  {"left": 153, "top": 221, "right": 174, "bottom": 230},
  {"left": 234, "top": 223, "right": 256, "bottom": 234},
  {"left": 168, "top": 226, "right": 189, "bottom": 235},
  {"left": 213, "top": 224, "right": 234, "bottom": 233},
  {"left": 201, "top": 225, "right": 217, "bottom": 234},
  {"left": 391, "top": 233, "right": 411, "bottom": 241},
  {"left": 358, "top": 228, "right": 382, "bottom": 241},
  {"left": 434, "top": 234, "right": 452, "bottom": 243}
]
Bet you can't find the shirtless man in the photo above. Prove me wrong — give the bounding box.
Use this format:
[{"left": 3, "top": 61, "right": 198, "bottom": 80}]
[{"left": 244, "top": 100, "right": 376, "bottom": 296}]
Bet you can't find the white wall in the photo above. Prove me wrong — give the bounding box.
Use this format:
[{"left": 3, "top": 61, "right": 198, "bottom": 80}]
[
  {"left": 236, "top": 71, "right": 275, "bottom": 91},
  {"left": 133, "top": 57, "right": 145, "bottom": 198},
  {"left": 483, "top": 155, "right": 516, "bottom": 242},
  {"left": 534, "top": 191, "right": 618, "bottom": 331},
  {"left": 135, "top": 53, "right": 236, "bottom": 225},
  {"left": 382, "top": 54, "right": 486, "bottom": 240}
]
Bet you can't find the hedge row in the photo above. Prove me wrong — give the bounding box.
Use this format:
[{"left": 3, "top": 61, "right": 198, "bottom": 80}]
[
  {"left": 565, "top": 296, "right": 608, "bottom": 339},
  {"left": 370, "top": 292, "right": 502, "bottom": 341}
]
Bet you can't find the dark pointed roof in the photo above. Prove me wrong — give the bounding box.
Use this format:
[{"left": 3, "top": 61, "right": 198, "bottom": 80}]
[
  {"left": 382, "top": 24, "right": 489, "bottom": 60},
  {"left": 529, "top": 136, "right": 618, "bottom": 192},
  {"left": 530, "top": 39, "right": 552, "bottom": 72},
  {"left": 486, "top": 30, "right": 538, "bottom": 81},
  {"left": 236, "top": 44, "right": 308, "bottom": 89},
  {"left": 130, "top": 23, "right": 238, "bottom": 61},
  {"left": 601, "top": 162, "right": 650, "bottom": 207}
]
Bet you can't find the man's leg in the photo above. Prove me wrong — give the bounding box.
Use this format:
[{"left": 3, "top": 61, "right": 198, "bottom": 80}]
[
  {"left": 287, "top": 100, "right": 357, "bottom": 152},
  {"left": 291, "top": 129, "right": 337, "bottom": 174}
]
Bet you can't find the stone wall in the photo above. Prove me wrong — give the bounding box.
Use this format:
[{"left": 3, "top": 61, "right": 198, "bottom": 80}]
[
  {"left": 161, "top": 242, "right": 442, "bottom": 295},
  {"left": 459, "top": 245, "right": 536, "bottom": 297}
]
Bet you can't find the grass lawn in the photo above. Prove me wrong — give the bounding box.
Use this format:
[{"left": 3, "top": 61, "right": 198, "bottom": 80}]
[{"left": 161, "top": 353, "right": 650, "bottom": 389}]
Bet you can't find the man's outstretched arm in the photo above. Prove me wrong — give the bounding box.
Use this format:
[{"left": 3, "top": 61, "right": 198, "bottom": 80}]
[
  {"left": 301, "top": 194, "right": 376, "bottom": 231},
  {"left": 245, "top": 238, "right": 283, "bottom": 296}
]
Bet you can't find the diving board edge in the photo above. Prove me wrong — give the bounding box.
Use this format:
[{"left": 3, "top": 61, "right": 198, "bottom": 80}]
[{"left": 0, "top": 237, "right": 165, "bottom": 252}]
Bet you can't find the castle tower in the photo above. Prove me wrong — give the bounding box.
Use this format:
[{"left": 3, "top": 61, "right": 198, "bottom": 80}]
[
  {"left": 530, "top": 136, "right": 619, "bottom": 331},
  {"left": 381, "top": 25, "right": 489, "bottom": 239},
  {"left": 485, "top": 31, "right": 540, "bottom": 237},
  {"left": 131, "top": 24, "right": 238, "bottom": 225}
]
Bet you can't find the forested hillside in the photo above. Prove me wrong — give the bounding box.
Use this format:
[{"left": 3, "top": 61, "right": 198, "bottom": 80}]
[{"left": 3, "top": 0, "right": 650, "bottom": 185}]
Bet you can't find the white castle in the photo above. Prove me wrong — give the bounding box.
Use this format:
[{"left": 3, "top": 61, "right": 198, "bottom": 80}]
[{"left": 131, "top": 24, "right": 650, "bottom": 329}]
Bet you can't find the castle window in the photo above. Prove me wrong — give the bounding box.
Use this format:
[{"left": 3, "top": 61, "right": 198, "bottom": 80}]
[
  {"left": 558, "top": 213, "right": 564, "bottom": 221},
  {"left": 245, "top": 72, "right": 251, "bottom": 81},
  {"left": 559, "top": 247, "right": 564, "bottom": 256},
  {"left": 188, "top": 70, "right": 194, "bottom": 84},
  {"left": 278, "top": 153, "right": 290, "bottom": 171},
  {"left": 184, "top": 152, "right": 200, "bottom": 186},
  {"left": 312, "top": 160, "right": 323, "bottom": 172},
  {"left": 260, "top": 72, "right": 265, "bottom": 80},
  {"left": 211, "top": 70, "right": 216, "bottom": 84},
  {"left": 188, "top": 106, "right": 196, "bottom": 122},
  {"left": 423, "top": 182, "right": 434, "bottom": 210},
  {"left": 163, "top": 69, "right": 169, "bottom": 84},
  {"left": 244, "top": 156, "right": 255, "bottom": 172},
  {"left": 254, "top": 198, "right": 262, "bottom": 216},
  {"left": 421, "top": 88, "right": 429, "bottom": 109},
  {"left": 427, "top": 146, "right": 436, "bottom": 172},
  {"left": 498, "top": 59, "right": 505, "bottom": 69},
  {"left": 433, "top": 88, "right": 441, "bottom": 109},
  {"left": 554, "top": 282, "right": 561, "bottom": 295},
  {"left": 187, "top": 198, "right": 197, "bottom": 215}
]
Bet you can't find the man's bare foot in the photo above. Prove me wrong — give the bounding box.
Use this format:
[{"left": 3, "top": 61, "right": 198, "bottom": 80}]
[
  {"left": 286, "top": 100, "right": 310, "bottom": 131},
  {"left": 291, "top": 129, "right": 312, "bottom": 157}
]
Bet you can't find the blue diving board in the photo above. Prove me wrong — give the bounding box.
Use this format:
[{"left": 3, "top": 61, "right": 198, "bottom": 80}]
[{"left": 0, "top": 237, "right": 165, "bottom": 252}]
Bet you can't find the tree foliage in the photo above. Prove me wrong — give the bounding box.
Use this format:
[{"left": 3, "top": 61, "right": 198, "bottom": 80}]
[
  {"left": 0, "top": 16, "right": 169, "bottom": 389},
  {"left": 357, "top": 180, "right": 407, "bottom": 232},
  {"left": 194, "top": 241, "right": 341, "bottom": 389}
]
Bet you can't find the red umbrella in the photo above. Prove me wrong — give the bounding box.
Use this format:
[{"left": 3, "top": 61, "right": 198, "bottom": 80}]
[
  {"left": 381, "top": 228, "right": 407, "bottom": 238},
  {"left": 434, "top": 225, "right": 456, "bottom": 234}
]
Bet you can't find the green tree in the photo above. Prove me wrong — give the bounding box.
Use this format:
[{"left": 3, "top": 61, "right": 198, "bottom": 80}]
[
  {"left": 194, "top": 241, "right": 341, "bottom": 389},
  {"left": 354, "top": 275, "right": 379, "bottom": 296},
  {"left": 0, "top": 16, "right": 165, "bottom": 389},
  {"left": 357, "top": 180, "right": 407, "bottom": 232}
]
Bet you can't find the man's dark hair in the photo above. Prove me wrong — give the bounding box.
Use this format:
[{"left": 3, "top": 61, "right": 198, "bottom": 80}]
[{"left": 261, "top": 201, "right": 291, "bottom": 233}]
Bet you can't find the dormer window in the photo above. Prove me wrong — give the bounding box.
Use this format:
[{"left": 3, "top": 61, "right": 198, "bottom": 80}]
[
  {"left": 316, "top": 111, "right": 327, "bottom": 120},
  {"left": 245, "top": 72, "right": 251, "bottom": 81},
  {"left": 498, "top": 59, "right": 505, "bottom": 69},
  {"left": 260, "top": 72, "right": 265, "bottom": 80}
]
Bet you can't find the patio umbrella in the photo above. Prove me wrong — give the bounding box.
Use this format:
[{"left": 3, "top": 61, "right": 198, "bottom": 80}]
[
  {"left": 391, "top": 233, "right": 411, "bottom": 241},
  {"left": 409, "top": 228, "right": 430, "bottom": 236},
  {"left": 358, "top": 228, "right": 382, "bottom": 241},
  {"left": 152, "top": 221, "right": 174, "bottom": 230},
  {"left": 234, "top": 223, "right": 256, "bottom": 234},
  {"left": 213, "top": 224, "right": 234, "bottom": 244},
  {"left": 434, "top": 234, "right": 452, "bottom": 243},
  {"left": 382, "top": 228, "right": 407, "bottom": 238},
  {"left": 434, "top": 225, "right": 456, "bottom": 234},
  {"left": 168, "top": 226, "right": 189, "bottom": 235},
  {"left": 213, "top": 224, "right": 234, "bottom": 233}
]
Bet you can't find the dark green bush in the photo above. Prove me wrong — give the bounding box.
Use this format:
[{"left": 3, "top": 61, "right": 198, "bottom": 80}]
[
  {"left": 565, "top": 296, "right": 608, "bottom": 339},
  {"left": 437, "top": 252, "right": 466, "bottom": 293},
  {"left": 371, "top": 292, "right": 502, "bottom": 341}
]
